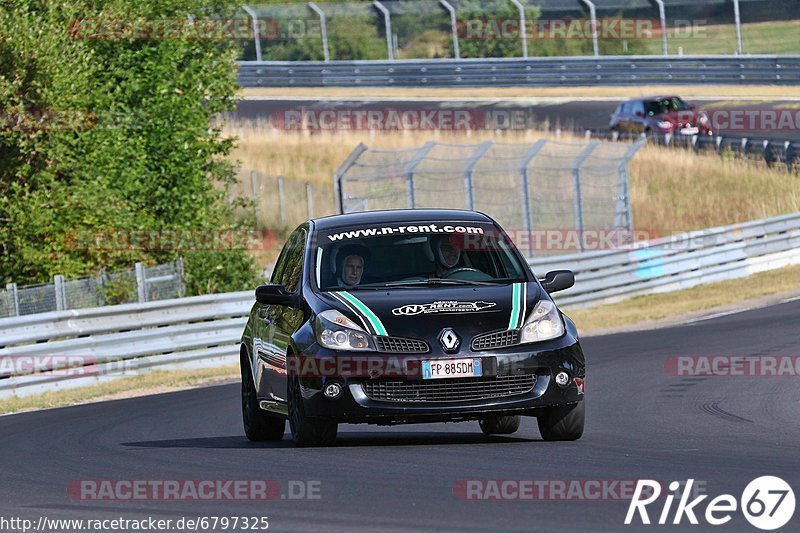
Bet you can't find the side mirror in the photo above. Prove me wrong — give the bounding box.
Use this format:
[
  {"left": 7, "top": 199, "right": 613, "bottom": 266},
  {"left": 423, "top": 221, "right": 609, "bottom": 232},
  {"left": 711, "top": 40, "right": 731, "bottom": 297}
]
[
  {"left": 539, "top": 270, "right": 575, "bottom": 293},
  {"left": 255, "top": 284, "right": 295, "bottom": 306}
]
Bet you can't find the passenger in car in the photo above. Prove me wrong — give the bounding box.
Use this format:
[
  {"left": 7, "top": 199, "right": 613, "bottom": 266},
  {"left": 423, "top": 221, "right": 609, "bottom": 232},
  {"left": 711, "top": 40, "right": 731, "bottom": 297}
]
[{"left": 432, "top": 236, "right": 462, "bottom": 277}]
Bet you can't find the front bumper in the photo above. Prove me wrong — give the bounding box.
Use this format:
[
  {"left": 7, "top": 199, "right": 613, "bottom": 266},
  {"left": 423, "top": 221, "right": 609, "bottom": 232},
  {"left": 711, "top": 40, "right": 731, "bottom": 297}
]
[{"left": 296, "top": 338, "right": 586, "bottom": 425}]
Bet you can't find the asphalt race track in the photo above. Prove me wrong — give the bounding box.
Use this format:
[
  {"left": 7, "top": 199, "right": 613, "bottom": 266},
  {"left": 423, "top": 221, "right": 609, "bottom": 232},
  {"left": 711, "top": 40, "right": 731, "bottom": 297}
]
[
  {"left": 233, "top": 97, "right": 800, "bottom": 142},
  {"left": 2, "top": 300, "right": 799, "bottom": 532}
]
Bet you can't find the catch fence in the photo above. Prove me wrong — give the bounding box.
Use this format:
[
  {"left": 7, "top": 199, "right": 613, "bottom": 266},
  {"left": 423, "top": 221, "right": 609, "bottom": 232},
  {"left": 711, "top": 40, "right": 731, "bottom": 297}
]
[{"left": 334, "top": 138, "right": 644, "bottom": 256}]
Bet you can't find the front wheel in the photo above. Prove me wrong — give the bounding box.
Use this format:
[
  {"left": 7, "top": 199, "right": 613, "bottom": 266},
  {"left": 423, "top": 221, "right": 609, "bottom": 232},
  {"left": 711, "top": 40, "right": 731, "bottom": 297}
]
[
  {"left": 479, "top": 415, "right": 521, "bottom": 435},
  {"left": 288, "top": 375, "right": 338, "bottom": 447},
  {"left": 537, "top": 400, "right": 585, "bottom": 441},
  {"left": 241, "top": 361, "right": 285, "bottom": 441}
]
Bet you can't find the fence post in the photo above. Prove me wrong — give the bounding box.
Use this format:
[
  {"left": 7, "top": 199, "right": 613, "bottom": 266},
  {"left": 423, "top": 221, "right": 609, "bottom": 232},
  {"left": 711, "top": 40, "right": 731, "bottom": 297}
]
[
  {"left": 463, "top": 141, "right": 493, "bottom": 211},
  {"left": 617, "top": 138, "right": 645, "bottom": 232},
  {"left": 333, "top": 143, "right": 369, "bottom": 214},
  {"left": 572, "top": 142, "right": 600, "bottom": 252},
  {"left": 732, "top": 0, "right": 743, "bottom": 55},
  {"left": 404, "top": 141, "right": 437, "bottom": 209},
  {"left": 96, "top": 269, "right": 106, "bottom": 307},
  {"left": 519, "top": 140, "right": 547, "bottom": 257},
  {"left": 54, "top": 275, "right": 67, "bottom": 311},
  {"left": 176, "top": 257, "right": 186, "bottom": 298},
  {"left": 653, "top": 0, "right": 669, "bottom": 55},
  {"left": 510, "top": 0, "right": 528, "bottom": 58},
  {"left": 135, "top": 262, "right": 147, "bottom": 303},
  {"left": 5, "top": 283, "right": 20, "bottom": 316},
  {"left": 251, "top": 171, "right": 261, "bottom": 224},
  {"left": 306, "top": 183, "right": 314, "bottom": 219},
  {"left": 372, "top": 0, "right": 394, "bottom": 60},
  {"left": 277, "top": 176, "right": 286, "bottom": 225},
  {"left": 438, "top": 0, "right": 460, "bottom": 59},
  {"left": 308, "top": 2, "right": 330, "bottom": 62},
  {"left": 241, "top": 5, "right": 262, "bottom": 62},
  {"left": 579, "top": 0, "right": 599, "bottom": 57}
]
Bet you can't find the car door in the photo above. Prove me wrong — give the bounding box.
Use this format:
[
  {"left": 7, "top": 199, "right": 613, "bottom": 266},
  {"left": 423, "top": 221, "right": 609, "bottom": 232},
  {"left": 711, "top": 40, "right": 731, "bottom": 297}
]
[
  {"left": 266, "top": 226, "right": 308, "bottom": 401},
  {"left": 251, "top": 229, "right": 298, "bottom": 403}
]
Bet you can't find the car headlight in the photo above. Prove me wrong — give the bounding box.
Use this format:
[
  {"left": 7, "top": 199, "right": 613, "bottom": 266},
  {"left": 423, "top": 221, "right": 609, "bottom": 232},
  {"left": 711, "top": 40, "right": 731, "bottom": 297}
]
[
  {"left": 656, "top": 120, "right": 674, "bottom": 129},
  {"left": 314, "top": 309, "right": 376, "bottom": 351},
  {"left": 520, "top": 300, "right": 564, "bottom": 344}
]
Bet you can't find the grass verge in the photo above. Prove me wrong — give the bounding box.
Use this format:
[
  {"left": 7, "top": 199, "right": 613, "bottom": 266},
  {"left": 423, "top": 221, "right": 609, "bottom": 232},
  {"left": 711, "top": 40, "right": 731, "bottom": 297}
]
[
  {"left": 565, "top": 263, "right": 800, "bottom": 334},
  {"left": 0, "top": 364, "right": 238, "bottom": 416}
]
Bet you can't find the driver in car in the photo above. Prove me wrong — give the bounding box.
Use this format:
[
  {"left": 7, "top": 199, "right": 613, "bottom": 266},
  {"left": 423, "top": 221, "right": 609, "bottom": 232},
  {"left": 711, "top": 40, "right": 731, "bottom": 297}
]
[{"left": 336, "top": 244, "right": 369, "bottom": 287}]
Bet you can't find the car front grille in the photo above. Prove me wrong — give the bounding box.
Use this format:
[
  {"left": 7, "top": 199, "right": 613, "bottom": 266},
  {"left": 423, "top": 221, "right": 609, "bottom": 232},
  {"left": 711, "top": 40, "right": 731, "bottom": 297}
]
[
  {"left": 375, "top": 336, "right": 430, "bottom": 354},
  {"left": 362, "top": 373, "right": 537, "bottom": 403},
  {"left": 471, "top": 329, "right": 520, "bottom": 351}
]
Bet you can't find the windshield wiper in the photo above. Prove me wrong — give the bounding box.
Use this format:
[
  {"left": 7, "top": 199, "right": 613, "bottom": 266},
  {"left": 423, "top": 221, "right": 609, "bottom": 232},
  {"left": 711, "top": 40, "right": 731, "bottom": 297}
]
[{"left": 382, "top": 278, "right": 498, "bottom": 288}]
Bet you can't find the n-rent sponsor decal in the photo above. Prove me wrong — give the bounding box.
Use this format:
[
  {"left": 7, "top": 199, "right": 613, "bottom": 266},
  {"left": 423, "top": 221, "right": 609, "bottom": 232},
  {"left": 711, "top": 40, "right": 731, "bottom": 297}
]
[
  {"left": 327, "top": 223, "right": 485, "bottom": 242},
  {"left": 392, "top": 300, "right": 497, "bottom": 316}
]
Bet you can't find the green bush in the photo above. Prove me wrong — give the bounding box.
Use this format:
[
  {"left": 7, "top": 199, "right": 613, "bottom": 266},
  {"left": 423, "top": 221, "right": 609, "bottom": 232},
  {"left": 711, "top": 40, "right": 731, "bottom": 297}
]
[{"left": 0, "top": 0, "right": 258, "bottom": 295}]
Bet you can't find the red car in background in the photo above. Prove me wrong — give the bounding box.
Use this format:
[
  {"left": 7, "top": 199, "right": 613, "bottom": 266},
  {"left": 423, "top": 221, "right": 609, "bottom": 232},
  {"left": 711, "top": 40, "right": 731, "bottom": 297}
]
[{"left": 610, "top": 96, "right": 712, "bottom": 136}]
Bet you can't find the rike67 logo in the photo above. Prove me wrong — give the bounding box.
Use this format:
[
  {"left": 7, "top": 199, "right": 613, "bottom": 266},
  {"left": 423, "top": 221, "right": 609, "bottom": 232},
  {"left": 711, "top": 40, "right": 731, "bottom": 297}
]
[{"left": 625, "top": 477, "right": 795, "bottom": 530}]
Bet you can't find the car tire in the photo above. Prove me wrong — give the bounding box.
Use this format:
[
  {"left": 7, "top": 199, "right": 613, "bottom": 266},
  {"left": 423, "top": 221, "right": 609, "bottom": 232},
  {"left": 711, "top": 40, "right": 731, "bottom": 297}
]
[
  {"left": 288, "top": 375, "right": 338, "bottom": 447},
  {"left": 537, "top": 400, "right": 585, "bottom": 441},
  {"left": 479, "top": 415, "right": 521, "bottom": 435},
  {"left": 241, "top": 360, "right": 285, "bottom": 442}
]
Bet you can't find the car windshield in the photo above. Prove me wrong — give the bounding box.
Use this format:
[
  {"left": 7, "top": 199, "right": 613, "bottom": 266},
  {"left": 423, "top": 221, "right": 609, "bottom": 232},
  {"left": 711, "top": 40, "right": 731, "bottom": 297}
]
[
  {"left": 314, "top": 220, "right": 528, "bottom": 291},
  {"left": 645, "top": 97, "right": 690, "bottom": 116}
]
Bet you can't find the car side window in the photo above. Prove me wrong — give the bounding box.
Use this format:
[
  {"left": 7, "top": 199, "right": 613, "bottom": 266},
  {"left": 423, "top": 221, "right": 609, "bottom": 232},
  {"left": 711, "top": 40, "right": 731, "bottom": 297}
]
[
  {"left": 277, "top": 228, "right": 307, "bottom": 293},
  {"left": 632, "top": 101, "right": 644, "bottom": 116},
  {"left": 270, "top": 237, "right": 293, "bottom": 285},
  {"left": 621, "top": 102, "right": 630, "bottom": 115}
]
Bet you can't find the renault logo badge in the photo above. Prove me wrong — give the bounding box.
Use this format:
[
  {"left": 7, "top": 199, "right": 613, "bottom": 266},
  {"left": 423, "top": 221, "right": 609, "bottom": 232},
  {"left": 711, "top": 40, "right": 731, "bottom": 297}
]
[{"left": 439, "top": 328, "right": 460, "bottom": 353}]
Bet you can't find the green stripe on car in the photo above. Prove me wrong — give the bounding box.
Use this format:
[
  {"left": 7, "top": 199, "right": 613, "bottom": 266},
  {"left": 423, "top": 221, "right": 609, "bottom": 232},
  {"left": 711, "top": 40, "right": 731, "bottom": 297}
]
[
  {"left": 508, "top": 283, "right": 522, "bottom": 330},
  {"left": 340, "top": 291, "right": 388, "bottom": 336}
]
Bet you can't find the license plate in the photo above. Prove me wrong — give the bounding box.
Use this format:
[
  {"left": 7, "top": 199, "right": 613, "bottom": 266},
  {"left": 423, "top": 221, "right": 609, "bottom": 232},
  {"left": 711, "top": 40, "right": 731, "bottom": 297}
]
[
  {"left": 422, "top": 358, "right": 482, "bottom": 380},
  {"left": 680, "top": 127, "right": 699, "bottom": 135}
]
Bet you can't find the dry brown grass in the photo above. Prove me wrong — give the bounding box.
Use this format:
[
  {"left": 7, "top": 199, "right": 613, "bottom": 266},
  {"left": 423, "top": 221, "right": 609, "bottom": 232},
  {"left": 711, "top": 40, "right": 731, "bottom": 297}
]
[
  {"left": 227, "top": 120, "right": 799, "bottom": 235},
  {"left": 629, "top": 144, "right": 800, "bottom": 233}
]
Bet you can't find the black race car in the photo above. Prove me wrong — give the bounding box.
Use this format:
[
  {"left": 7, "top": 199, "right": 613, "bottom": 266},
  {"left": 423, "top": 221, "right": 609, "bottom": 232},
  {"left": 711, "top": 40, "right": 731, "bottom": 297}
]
[{"left": 240, "top": 209, "right": 586, "bottom": 447}]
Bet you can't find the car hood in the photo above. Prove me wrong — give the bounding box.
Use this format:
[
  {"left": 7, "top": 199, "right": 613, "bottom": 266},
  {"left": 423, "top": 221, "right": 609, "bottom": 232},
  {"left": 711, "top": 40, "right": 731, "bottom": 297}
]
[{"left": 316, "top": 282, "right": 542, "bottom": 352}]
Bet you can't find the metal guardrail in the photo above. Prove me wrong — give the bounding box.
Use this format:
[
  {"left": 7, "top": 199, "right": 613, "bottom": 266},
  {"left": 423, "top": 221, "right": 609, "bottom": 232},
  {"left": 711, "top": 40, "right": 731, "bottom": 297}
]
[
  {"left": 3, "top": 211, "right": 800, "bottom": 397},
  {"left": 532, "top": 212, "right": 800, "bottom": 308},
  {"left": 594, "top": 130, "right": 800, "bottom": 174},
  {"left": 238, "top": 56, "right": 800, "bottom": 87},
  {"left": 0, "top": 292, "right": 252, "bottom": 398}
]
